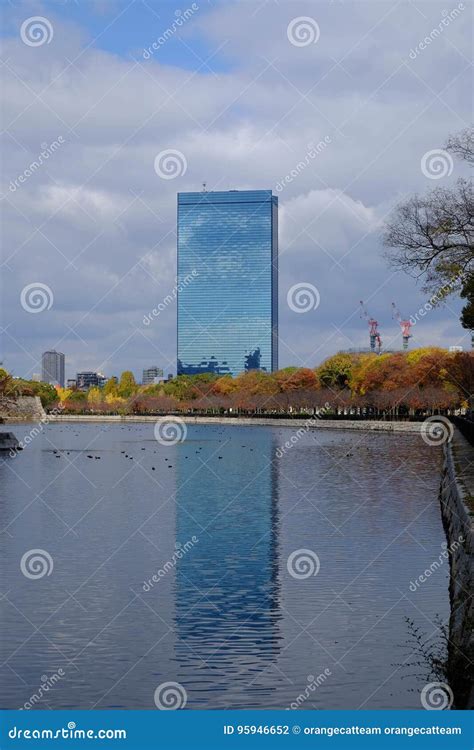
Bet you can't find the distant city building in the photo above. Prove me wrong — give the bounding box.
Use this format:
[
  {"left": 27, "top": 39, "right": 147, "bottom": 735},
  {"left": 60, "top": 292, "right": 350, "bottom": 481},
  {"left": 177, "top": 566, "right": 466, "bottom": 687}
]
[
  {"left": 32, "top": 373, "right": 41, "bottom": 382},
  {"left": 177, "top": 189, "right": 278, "bottom": 376},
  {"left": 142, "top": 366, "right": 164, "bottom": 385},
  {"left": 41, "top": 351, "right": 65, "bottom": 387},
  {"left": 76, "top": 372, "right": 97, "bottom": 390},
  {"left": 75, "top": 372, "right": 107, "bottom": 390},
  {"left": 449, "top": 345, "right": 463, "bottom": 352},
  {"left": 66, "top": 378, "right": 77, "bottom": 389}
]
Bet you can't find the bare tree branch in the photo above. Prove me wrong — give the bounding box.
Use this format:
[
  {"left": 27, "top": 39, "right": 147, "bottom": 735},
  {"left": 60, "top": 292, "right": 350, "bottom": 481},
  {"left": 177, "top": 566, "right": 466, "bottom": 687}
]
[{"left": 383, "top": 126, "right": 474, "bottom": 298}]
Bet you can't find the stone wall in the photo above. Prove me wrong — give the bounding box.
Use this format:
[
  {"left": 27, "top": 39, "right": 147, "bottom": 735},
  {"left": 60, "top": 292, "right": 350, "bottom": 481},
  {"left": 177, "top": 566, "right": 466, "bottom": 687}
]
[
  {"left": 48, "top": 414, "right": 424, "bottom": 432},
  {"left": 0, "top": 396, "right": 46, "bottom": 422},
  {"left": 440, "top": 429, "right": 474, "bottom": 709}
]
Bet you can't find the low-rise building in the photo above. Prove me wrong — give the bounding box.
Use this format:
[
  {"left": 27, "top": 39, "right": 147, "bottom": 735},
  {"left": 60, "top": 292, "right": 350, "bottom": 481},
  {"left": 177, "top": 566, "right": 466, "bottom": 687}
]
[{"left": 142, "top": 367, "right": 164, "bottom": 385}]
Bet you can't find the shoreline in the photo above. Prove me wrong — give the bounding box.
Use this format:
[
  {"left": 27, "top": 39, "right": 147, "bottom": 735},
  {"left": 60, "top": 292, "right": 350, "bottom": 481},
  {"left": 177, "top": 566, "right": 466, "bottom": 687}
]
[
  {"left": 439, "top": 429, "right": 473, "bottom": 709},
  {"left": 33, "top": 414, "right": 425, "bottom": 433}
]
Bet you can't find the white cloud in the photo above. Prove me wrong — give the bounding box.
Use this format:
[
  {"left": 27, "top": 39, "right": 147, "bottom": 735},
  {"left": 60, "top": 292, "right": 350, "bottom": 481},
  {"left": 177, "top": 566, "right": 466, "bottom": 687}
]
[{"left": 1, "top": 0, "right": 471, "bottom": 378}]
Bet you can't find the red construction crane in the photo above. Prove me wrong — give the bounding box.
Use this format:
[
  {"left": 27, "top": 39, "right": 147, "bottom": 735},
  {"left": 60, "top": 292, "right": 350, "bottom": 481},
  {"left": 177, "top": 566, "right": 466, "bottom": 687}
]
[
  {"left": 360, "top": 301, "right": 382, "bottom": 353},
  {"left": 391, "top": 302, "right": 412, "bottom": 350}
]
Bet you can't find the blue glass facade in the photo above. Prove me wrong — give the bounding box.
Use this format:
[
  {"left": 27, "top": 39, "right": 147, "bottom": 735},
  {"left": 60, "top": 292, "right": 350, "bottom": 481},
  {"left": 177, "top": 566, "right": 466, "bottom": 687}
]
[{"left": 177, "top": 190, "right": 278, "bottom": 376}]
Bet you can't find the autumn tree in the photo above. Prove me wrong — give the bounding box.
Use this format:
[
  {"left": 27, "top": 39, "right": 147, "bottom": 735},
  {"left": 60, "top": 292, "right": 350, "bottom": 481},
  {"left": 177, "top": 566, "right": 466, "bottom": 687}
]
[
  {"left": 103, "top": 377, "right": 118, "bottom": 398},
  {"left": 407, "top": 348, "right": 452, "bottom": 390},
  {"left": 211, "top": 375, "right": 237, "bottom": 396},
  {"left": 233, "top": 370, "right": 278, "bottom": 396},
  {"left": 87, "top": 386, "right": 102, "bottom": 404},
  {"left": 275, "top": 367, "right": 318, "bottom": 392},
  {"left": 118, "top": 371, "right": 137, "bottom": 398},
  {"left": 56, "top": 387, "right": 72, "bottom": 403},
  {"left": 351, "top": 353, "right": 411, "bottom": 394},
  {"left": 445, "top": 351, "right": 474, "bottom": 404}
]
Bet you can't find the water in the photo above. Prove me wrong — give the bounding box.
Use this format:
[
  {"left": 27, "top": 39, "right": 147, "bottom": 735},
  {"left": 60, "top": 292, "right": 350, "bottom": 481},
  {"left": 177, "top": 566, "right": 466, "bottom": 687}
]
[{"left": 0, "top": 422, "right": 449, "bottom": 710}]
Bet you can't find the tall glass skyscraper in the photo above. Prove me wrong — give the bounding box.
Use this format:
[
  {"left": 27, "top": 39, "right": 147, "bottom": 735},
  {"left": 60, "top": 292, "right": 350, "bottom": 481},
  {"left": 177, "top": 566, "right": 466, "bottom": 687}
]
[
  {"left": 177, "top": 190, "right": 278, "bottom": 376},
  {"left": 41, "top": 350, "right": 65, "bottom": 387}
]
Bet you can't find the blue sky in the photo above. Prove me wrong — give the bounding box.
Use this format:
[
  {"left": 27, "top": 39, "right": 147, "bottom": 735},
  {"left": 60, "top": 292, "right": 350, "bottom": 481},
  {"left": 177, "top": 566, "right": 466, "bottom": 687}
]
[
  {"left": 7, "top": 0, "right": 232, "bottom": 70},
  {"left": 0, "top": 0, "right": 472, "bottom": 381}
]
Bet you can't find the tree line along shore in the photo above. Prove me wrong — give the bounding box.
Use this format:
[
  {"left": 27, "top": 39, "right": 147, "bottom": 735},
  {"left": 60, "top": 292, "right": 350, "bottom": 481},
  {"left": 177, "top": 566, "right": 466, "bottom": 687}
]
[{"left": 1, "top": 348, "right": 472, "bottom": 419}]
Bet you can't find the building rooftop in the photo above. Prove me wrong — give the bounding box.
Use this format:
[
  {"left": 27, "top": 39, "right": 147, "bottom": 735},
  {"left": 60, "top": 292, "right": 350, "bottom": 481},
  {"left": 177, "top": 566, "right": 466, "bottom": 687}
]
[{"left": 178, "top": 189, "right": 276, "bottom": 205}]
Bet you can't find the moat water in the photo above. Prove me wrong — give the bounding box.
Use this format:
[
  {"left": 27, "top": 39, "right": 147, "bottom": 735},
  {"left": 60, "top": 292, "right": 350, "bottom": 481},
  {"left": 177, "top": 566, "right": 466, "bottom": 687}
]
[{"left": 0, "top": 422, "right": 448, "bottom": 709}]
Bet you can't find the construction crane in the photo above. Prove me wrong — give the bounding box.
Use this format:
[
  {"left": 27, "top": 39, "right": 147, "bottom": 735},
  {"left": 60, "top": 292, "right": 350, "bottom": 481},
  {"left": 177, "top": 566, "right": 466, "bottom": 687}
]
[
  {"left": 391, "top": 302, "right": 412, "bottom": 350},
  {"left": 360, "top": 301, "right": 382, "bottom": 353}
]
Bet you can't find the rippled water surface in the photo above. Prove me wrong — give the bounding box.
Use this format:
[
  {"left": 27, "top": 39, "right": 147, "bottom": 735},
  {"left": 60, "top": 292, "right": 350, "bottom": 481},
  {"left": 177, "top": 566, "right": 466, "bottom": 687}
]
[{"left": 0, "top": 422, "right": 449, "bottom": 709}]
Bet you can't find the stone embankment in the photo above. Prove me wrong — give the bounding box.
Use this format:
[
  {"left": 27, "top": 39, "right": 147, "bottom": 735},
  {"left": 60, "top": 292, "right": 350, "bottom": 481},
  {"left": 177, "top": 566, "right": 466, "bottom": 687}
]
[
  {"left": 440, "top": 429, "right": 473, "bottom": 709},
  {"left": 0, "top": 396, "right": 45, "bottom": 422},
  {"left": 47, "top": 414, "right": 423, "bottom": 432}
]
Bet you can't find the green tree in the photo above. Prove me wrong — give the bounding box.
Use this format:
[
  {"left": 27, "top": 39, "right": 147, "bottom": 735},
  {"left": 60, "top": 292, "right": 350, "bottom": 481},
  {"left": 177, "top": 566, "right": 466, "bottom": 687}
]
[
  {"left": 163, "top": 375, "right": 193, "bottom": 401},
  {"left": 316, "top": 353, "right": 356, "bottom": 389},
  {"left": 68, "top": 390, "right": 87, "bottom": 402}
]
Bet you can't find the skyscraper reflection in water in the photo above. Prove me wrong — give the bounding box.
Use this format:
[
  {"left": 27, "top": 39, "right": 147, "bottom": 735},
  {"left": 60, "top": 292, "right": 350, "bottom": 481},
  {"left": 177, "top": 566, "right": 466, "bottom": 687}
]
[{"left": 172, "top": 426, "right": 282, "bottom": 708}]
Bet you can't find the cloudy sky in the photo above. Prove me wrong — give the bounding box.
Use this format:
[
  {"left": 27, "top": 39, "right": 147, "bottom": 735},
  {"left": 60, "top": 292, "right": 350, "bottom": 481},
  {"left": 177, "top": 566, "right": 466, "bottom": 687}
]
[{"left": 1, "top": 0, "right": 472, "bottom": 381}]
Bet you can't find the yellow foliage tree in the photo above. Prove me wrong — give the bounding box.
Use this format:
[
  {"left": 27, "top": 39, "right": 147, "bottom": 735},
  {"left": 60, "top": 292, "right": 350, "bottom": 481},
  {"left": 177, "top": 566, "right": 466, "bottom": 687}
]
[
  {"left": 56, "top": 387, "right": 72, "bottom": 403},
  {"left": 87, "top": 387, "right": 102, "bottom": 404}
]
